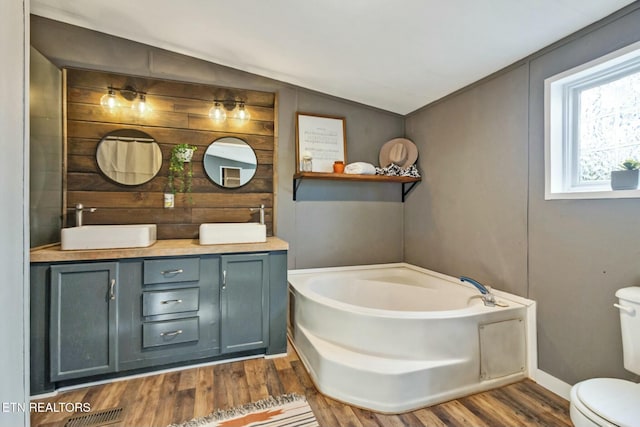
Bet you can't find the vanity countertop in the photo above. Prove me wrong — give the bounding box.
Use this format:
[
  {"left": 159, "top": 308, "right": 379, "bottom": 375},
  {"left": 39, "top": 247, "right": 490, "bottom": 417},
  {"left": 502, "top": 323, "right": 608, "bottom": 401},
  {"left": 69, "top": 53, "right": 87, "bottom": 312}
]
[{"left": 30, "top": 237, "right": 289, "bottom": 263}]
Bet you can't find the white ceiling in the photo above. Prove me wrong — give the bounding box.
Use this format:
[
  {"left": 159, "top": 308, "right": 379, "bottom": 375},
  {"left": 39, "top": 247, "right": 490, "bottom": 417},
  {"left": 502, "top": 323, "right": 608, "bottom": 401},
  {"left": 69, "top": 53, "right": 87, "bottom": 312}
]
[{"left": 31, "top": 0, "right": 635, "bottom": 115}]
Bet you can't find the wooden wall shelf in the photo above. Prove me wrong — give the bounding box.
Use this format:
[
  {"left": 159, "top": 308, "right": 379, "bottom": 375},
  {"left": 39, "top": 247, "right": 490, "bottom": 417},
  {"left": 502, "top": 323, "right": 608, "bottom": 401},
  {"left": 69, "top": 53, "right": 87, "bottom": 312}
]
[{"left": 293, "top": 172, "right": 421, "bottom": 202}]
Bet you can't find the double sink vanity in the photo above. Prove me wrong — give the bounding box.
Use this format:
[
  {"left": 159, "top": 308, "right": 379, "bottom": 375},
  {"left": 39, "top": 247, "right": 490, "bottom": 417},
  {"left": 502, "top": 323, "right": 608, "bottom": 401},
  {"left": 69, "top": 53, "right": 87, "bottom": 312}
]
[
  {"left": 29, "top": 67, "right": 284, "bottom": 395},
  {"left": 30, "top": 223, "right": 287, "bottom": 395}
]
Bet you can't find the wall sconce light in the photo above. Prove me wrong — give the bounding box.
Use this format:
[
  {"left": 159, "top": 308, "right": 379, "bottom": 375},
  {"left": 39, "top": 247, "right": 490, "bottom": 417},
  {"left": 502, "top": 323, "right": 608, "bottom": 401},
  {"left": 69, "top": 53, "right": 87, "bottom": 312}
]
[
  {"left": 208, "top": 99, "right": 250, "bottom": 123},
  {"left": 100, "top": 87, "right": 119, "bottom": 110},
  {"left": 130, "top": 92, "right": 149, "bottom": 114},
  {"left": 235, "top": 101, "right": 251, "bottom": 122},
  {"left": 208, "top": 101, "right": 227, "bottom": 123},
  {"left": 100, "top": 85, "right": 150, "bottom": 114}
]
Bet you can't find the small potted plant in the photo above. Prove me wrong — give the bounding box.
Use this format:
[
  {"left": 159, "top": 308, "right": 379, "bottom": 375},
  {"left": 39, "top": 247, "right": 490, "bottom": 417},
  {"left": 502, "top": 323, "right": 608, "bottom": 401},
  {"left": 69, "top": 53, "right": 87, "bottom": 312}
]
[
  {"left": 173, "top": 144, "right": 195, "bottom": 163},
  {"left": 611, "top": 158, "right": 640, "bottom": 190},
  {"left": 167, "top": 144, "right": 197, "bottom": 198}
]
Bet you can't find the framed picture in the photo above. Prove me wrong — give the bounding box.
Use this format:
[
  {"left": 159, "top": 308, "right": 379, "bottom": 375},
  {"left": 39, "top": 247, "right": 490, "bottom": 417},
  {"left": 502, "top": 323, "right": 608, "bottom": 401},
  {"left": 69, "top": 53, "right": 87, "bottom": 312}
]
[{"left": 295, "top": 112, "right": 346, "bottom": 173}]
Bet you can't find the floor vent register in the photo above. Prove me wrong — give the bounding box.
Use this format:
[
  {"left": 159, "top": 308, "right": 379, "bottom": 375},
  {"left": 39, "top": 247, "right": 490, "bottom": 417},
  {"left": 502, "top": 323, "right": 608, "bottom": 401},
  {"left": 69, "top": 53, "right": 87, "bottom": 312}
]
[{"left": 64, "top": 407, "right": 124, "bottom": 427}]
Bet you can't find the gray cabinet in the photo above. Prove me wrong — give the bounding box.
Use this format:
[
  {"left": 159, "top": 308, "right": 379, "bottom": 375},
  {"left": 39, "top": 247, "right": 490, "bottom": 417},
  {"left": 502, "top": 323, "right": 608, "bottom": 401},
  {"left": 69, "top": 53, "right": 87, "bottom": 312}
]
[
  {"left": 220, "top": 253, "right": 269, "bottom": 353},
  {"left": 49, "top": 262, "right": 118, "bottom": 381},
  {"left": 30, "top": 249, "right": 287, "bottom": 395}
]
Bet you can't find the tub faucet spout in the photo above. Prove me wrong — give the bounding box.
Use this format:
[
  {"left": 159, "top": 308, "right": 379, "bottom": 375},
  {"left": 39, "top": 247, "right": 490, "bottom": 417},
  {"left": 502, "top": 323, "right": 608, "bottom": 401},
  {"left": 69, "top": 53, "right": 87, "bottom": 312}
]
[{"left": 460, "top": 276, "right": 496, "bottom": 307}]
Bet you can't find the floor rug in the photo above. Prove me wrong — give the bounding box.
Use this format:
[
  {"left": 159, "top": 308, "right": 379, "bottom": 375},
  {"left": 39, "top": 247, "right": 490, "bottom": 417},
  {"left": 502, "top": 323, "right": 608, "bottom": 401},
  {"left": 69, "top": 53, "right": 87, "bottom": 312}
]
[{"left": 168, "top": 393, "right": 319, "bottom": 427}]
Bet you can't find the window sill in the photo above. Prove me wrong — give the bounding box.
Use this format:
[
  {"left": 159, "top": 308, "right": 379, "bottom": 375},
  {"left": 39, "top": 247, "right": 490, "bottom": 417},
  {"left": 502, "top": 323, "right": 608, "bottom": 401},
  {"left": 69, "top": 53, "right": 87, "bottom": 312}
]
[{"left": 545, "top": 188, "right": 640, "bottom": 200}]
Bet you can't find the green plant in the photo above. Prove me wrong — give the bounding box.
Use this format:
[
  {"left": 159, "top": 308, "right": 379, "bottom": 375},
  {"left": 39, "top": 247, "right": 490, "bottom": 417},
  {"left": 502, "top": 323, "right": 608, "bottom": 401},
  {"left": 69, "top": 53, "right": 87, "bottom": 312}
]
[
  {"left": 168, "top": 144, "right": 197, "bottom": 197},
  {"left": 620, "top": 158, "right": 640, "bottom": 171}
]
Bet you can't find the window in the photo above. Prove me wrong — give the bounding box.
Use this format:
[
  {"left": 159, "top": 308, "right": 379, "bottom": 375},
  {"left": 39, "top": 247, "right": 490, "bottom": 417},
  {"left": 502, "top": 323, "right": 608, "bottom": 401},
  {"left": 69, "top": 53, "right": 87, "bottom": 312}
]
[
  {"left": 221, "top": 166, "right": 241, "bottom": 187},
  {"left": 545, "top": 40, "right": 640, "bottom": 199}
]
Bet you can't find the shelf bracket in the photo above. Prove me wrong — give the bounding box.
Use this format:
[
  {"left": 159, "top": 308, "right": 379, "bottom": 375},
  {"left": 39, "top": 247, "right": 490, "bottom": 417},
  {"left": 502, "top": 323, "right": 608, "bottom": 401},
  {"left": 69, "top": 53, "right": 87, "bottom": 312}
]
[
  {"left": 402, "top": 181, "right": 418, "bottom": 202},
  {"left": 293, "top": 177, "right": 303, "bottom": 201}
]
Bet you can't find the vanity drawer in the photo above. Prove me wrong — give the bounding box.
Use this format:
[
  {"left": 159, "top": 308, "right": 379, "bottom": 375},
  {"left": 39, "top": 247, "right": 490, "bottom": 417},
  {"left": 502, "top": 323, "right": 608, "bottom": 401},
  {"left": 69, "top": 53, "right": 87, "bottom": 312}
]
[
  {"left": 142, "top": 317, "right": 199, "bottom": 348},
  {"left": 143, "top": 257, "right": 200, "bottom": 284},
  {"left": 142, "top": 288, "right": 199, "bottom": 317}
]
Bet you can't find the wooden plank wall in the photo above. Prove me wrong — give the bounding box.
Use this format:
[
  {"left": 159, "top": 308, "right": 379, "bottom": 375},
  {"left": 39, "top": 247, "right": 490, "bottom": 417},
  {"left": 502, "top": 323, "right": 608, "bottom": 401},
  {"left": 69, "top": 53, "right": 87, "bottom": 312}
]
[{"left": 64, "top": 68, "right": 276, "bottom": 239}]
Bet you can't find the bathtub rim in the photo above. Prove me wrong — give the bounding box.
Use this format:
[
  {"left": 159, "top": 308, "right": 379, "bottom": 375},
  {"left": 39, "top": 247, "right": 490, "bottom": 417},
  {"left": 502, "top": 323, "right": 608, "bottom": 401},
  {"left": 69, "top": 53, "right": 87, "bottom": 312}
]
[
  {"left": 288, "top": 262, "right": 538, "bottom": 379},
  {"left": 288, "top": 262, "right": 535, "bottom": 318}
]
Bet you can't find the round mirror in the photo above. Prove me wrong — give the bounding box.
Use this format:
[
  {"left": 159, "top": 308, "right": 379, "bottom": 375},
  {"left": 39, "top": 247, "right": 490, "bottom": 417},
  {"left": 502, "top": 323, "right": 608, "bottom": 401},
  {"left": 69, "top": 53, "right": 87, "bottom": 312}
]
[
  {"left": 203, "top": 137, "right": 257, "bottom": 188},
  {"left": 96, "top": 129, "right": 162, "bottom": 186}
]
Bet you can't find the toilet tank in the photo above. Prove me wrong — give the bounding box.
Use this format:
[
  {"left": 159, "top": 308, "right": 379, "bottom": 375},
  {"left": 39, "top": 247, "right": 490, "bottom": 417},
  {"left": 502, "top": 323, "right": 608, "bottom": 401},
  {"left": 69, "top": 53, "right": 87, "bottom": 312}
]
[{"left": 616, "top": 286, "right": 640, "bottom": 375}]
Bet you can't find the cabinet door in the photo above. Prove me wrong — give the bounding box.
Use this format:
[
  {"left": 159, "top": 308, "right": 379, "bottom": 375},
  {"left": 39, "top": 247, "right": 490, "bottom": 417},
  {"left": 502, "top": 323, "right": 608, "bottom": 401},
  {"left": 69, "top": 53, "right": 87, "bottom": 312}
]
[
  {"left": 50, "top": 262, "right": 118, "bottom": 381},
  {"left": 220, "top": 254, "right": 269, "bottom": 353}
]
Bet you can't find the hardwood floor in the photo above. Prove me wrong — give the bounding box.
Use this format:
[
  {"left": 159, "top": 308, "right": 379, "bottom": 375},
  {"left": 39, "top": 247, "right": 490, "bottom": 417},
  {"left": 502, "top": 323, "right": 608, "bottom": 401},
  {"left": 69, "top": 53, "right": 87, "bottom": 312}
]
[{"left": 31, "top": 343, "right": 572, "bottom": 427}]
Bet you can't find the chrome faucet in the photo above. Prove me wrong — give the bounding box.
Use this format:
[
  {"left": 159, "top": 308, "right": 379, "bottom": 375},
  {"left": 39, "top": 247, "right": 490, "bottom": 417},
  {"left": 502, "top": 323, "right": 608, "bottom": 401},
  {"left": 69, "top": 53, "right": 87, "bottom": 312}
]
[
  {"left": 74, "top": 203, "right": 96, "bottom": 227},
  {"left": 250, "top": 204, "right": 265, "bottom": 225},
  {"left": 460, "top": 276, "right": 496, "bottom": 307}
]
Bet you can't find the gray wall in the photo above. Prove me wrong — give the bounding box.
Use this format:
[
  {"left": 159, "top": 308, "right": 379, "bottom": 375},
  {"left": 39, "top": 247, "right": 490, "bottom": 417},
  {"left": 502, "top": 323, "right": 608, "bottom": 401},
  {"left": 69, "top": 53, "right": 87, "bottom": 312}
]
[
  {"left": 406, "top": 3, "right": 640, "bottom": 385},
  {"left": 528, "top": 5, "right": 640, "bottom": 384},
  {"left": 1, "top": 0, "right": 29, "bottom": 426},
  {"left": 30, "top": 46, "right": 62, "bottom": 248},
  {"left": 30, "top": 15, "right": 405, "bottom": 270},
  {"left": 405, "top": 66, "right": 529, "bottom": 298}
]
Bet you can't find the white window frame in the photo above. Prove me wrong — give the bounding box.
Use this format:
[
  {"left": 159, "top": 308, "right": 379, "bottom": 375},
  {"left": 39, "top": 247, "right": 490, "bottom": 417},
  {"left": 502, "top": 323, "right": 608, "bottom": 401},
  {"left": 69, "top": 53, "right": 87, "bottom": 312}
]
[{"left": 545, "top": 40, "right": 640, "bottom": 200}]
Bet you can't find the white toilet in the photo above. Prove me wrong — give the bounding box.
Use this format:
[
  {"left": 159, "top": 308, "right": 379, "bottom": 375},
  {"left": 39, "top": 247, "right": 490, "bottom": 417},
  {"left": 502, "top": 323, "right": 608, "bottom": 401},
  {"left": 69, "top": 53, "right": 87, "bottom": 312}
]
[{"left": 570, "top": 287, "right": 640, "bottom": 427}]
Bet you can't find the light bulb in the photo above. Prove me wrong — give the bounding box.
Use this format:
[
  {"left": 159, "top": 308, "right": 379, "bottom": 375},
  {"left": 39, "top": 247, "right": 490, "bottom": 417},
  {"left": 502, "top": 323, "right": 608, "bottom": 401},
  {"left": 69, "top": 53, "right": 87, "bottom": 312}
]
[
  {"left": 235, "top": 102, "right": 251, "bottom": 122},
  {"left": 209, "top": 102, "right": 227, "bottom": 122},
  {"left": 100, "top": 88, "right": 118, "bottom": 110},
  {"left": 132, "top": 93, "right": 150, "bottom": 114}
]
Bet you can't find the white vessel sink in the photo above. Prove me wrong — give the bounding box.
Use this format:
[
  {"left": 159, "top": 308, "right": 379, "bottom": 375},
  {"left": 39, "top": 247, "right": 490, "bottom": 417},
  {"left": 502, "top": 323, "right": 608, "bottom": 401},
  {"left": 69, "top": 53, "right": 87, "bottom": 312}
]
[
  {"left": 61, "top": 224, "right": 157, "bottom": 250},
  {"left": 199, "top": 223, "right": 266, "bottom": 245}
]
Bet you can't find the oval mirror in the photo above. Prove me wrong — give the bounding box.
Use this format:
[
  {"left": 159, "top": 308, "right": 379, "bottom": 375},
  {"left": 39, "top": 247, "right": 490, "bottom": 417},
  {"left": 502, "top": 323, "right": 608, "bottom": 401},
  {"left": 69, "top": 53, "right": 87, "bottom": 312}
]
[
  {"left": 203, "top": 137, "right": 257, "bottom": 188},
  {"left": 96, "top": 129, "right": 162, "bottom": 186}
]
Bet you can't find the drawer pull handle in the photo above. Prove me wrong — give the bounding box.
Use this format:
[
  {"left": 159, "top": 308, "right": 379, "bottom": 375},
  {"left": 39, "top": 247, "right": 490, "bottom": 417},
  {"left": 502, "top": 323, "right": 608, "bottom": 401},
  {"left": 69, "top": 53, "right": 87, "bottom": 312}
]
[
  {"left": 109, "top": 279, "right": 116, "bottom": 300},
  {"left": 161, "top": 299, "right": 183, "bottom": 305},
  {"left": 160, "top": 329, "right": 183, "bottom": 337},
  {"left": 161, "top": 268, "right": 184, "bottom": 276},
  {"left": 222, "top": 270, "right": 227, "bottom": 290}
]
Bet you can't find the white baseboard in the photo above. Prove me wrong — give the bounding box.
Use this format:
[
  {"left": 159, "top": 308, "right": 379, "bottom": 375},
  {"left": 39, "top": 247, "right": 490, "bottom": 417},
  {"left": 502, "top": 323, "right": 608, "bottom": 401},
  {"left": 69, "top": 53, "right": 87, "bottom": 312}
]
[
  {"left": 264, "top": 352, "right": 287, "bottom": 359},
  {"left": 534, "top": 369, "right": 572, "bottom": 400}
]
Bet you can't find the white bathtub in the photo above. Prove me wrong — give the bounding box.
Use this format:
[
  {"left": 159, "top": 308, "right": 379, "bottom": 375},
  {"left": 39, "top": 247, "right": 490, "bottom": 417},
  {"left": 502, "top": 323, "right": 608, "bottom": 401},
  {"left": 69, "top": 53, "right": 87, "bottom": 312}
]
[{"left": 288, "top": 263, "right": 537, "bottom": 413}]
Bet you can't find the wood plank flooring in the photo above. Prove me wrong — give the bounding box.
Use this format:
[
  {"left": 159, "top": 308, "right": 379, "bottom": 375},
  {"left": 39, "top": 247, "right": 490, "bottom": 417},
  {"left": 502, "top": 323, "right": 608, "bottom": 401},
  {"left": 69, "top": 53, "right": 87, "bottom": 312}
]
[{"left": 31, "top": 343, "right": 572, "bottom": 427}]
